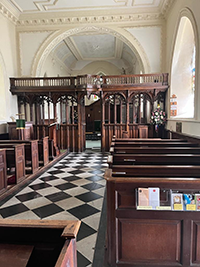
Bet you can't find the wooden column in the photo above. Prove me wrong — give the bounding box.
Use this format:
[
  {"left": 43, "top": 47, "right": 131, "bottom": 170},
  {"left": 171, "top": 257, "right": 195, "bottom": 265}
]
[
  {"left": 77, "top": 94, "right": 81, "bottom": 152},
  {"left": 143, "top": 96, "right": 147, "bottom": 124},
  {"left": 48, "top": 101, "right": 50, "bottom": 124},
  {"left": 66, "top": 99, "right": 70, "bottom": 152},
  {"left": 53, "top": 102, "right": 57, "bottom": 121},
  {"left": 24, "top": 102, "right": 27, "bottom": 121},
  {"left": 138, "top": 94, "right": 141, "bottom": 124},
  {"left": 126, "top": 98, "right": 129, "bottom": 134},
  {"left": 30, "top": 103, "right": 33, "bottom": 122},
  {"left": 114, "top": 95, "right": 117, "bottom": 136},
  {"left": 60, "top": 99, "right": 63, "bottom": 149},
  {"left": 101, "top": 95, "right": 106, "bottom": 152},
  {"left": 71, "top": 102, "right": 75, "bottom": 152}
]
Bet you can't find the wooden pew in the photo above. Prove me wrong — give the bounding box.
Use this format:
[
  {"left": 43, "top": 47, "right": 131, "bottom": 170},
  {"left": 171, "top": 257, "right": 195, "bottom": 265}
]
[
  {"left": 0, "top": 140, "right": 39, "bottom": 174},
  {"left": 111, "top": 141, "right": 199, "bottom": 147},
  {"left": 38, "top": 136, "right": 49, "bottom": 166},
  {"left": 105, "top": 138, "right": 200, "bottom": 266},
  {"left": 108, "top": 153, "right": 200, "bottom": 167},
  {"left": 111, "top": 164, "right": 200, "bottom": 177},
  {"left": 104, "top": 169, "right": 200, "bottom": 267},
  {"left": 0, "top": 144, "right": 26, "bottom": 183},
  {"left": 0, "top": 149, "right": 7, "bottom": 192},
  {"left": 110, "top": 146, "right": 200, "bottom": 154},
  {"left": 0, "top": 219, "right": 81, "bottom": 267},
  {"left": 112, "top": 137, "right": 187, "bottom": 142}
]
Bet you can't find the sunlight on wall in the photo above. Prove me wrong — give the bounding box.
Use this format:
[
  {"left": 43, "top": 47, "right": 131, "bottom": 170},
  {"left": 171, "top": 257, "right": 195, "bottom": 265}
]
[{"left": 171, "top": 16, "right": 196, "bottom": 118}]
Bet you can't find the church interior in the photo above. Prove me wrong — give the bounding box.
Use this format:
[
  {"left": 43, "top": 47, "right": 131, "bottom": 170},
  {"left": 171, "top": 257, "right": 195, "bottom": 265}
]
[{"left": 0, "top": 0, "right": 200, "bottom": 266}]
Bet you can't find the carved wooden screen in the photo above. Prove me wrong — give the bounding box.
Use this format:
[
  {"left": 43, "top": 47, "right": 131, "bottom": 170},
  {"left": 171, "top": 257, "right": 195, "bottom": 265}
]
[
  {"left": 102, "top": 93, "right": 127, "bottom": 151},
  {"left": 128, "top": 93, "right": 152, "bottom": 138}
]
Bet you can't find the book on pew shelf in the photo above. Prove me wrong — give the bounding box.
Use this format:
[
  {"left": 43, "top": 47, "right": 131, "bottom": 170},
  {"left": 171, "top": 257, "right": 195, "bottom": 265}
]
[
  {"left": 195, "top": 194, "right": 200, "bottom": 211},
  {"left": 138, "top": 188, "right": 149, "bottom": 207},
  {"left": 183, "top": 194, "right": 196, "bottom": 211},
  {"left": 137, "top": 187, "right": 160, "bottom": 210},
  {"left": 171, "top": 193, "right": 183, "bottom": 211},
  {"left": 149, "top": 188, "right": 160, "bottom": 209}
]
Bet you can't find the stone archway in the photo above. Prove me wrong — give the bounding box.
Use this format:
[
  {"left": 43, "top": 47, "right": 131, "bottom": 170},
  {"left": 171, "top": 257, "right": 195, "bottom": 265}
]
[{"left": 31, "top": 26, "right": 151, "bottom": 76}]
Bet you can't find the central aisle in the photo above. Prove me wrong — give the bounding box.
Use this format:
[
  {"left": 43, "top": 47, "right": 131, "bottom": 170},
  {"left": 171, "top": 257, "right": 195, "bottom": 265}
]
[{"left": 0, "top": 151, "right": 108, "bottom": 267}]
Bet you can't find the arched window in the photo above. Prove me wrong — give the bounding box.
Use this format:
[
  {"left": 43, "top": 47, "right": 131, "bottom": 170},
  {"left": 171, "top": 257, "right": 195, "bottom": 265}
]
[{"left": 171, "top": 16, "right": 196, "bottom": 118}]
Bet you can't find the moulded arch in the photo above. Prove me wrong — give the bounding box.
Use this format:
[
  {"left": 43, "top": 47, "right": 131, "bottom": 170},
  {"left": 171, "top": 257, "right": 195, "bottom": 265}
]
[{"left": 31, "top": 26, "right": 151, "bottom": 77}]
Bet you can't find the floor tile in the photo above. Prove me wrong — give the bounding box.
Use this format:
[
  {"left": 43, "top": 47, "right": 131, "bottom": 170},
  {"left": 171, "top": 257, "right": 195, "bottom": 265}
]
[
  {"left": 66, "top": 187, "right": 89, "bottom": 197},
  {"left": 86, "top": 176, "right": 103, "bottom": 182},
  {"left": 32, "top": 203, "right": 64, "bottom": 219},
  {"left": 82, "top": 182, "right": 104, "bottom": 191},
  {"left": 77, "top": 222, "right": 97, "bottom": 241},
  {"left": 55, "top": 182, "right": 78, "bottom": 190},
  {"left": 0, "top": 203, "right": 29, "bottom": 218},
  {"left": 29, "top": 182, "right": 52, "bottom": 191},
  {"left": 40, "top": 175, "right": 60, "bottom": 182},
  {"left": 76, "top": 192, "right": 102, "bottom": 203},
  {"left": 16, "top": 191, "right": 42, "bottom": 202},
  {"left": 0, "top": 197, "right": 21, "bottom": 209},
  {"left": 56, "top": 197, "right": 85, "bottom": 210},
  {"left": 77, "top": 233, "right": 97, "bottom": 262},
  {"left": 67, "top": 204, "right": 100, "bottom": 220},
  {"left": 45, "top": 191, "right": 71, "bottom": 202},
  {"left": 47, "top": 170, "right": 65, "bottom": 175},
  {"left": 23, "top": 197, "right": 52, "bottom": 210},
  {"left": 77, "top": 251, "right": 91, "bottom": 267},
  {"left": 82, "top": 213, "right": 101, "bottom": 231}
]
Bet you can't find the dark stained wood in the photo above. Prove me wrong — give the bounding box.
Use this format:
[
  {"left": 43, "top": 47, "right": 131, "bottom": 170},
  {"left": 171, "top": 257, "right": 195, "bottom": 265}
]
[
  {"left": 0, "top": 219, "right": 81, "bottom": 267},
  {"left": 0, "top": 149, "right": 7, "bottom": 192},
  {"left": 105, "top": 169, "right": 200, "bottom": 267},
  {"left": 0, "top": 244, "right": 34, "bottom": 267},
  {"left": 10, "top": 73, "right": 169, "bottom": 152},
  {"left": 110, "top": 146, "right": 200, "bottom": 154},
  {"left": 0, "top": 140, "right": 39, "bottom": 174}
]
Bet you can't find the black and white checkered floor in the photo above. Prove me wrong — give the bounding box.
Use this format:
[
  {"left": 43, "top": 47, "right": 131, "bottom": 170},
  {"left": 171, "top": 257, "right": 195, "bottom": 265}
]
[{"left": 0, "top": 151, "right": 108, "bottom": 267}]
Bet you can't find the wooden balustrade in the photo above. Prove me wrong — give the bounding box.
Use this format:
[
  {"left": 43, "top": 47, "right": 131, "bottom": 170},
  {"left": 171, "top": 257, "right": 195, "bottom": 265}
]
[{"left": 10, "top": 73, "right": 168, "bottom": 92}]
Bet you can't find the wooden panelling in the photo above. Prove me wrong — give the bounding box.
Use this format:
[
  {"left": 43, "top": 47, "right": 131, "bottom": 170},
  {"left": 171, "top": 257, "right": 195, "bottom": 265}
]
[
  {"left": 117, "top": 219, "right": 181, "bottom": 264},
  {"left": 192, "top": 221, "right": 200, "bottom": 264}
]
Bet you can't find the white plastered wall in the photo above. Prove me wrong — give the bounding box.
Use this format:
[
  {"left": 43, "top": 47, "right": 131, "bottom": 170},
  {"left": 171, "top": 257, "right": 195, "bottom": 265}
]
[
  {"left": 126, "top": 26, "right": 162, "bottom": 73},
  {"left": 165, "top": 0, "right": 200, "bottom": 137},
  {"left": 0, "top": 13, "right": 18, "bottom": 133}
]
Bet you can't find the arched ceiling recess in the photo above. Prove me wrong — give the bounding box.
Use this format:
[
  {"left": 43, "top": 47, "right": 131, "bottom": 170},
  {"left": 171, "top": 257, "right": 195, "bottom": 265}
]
[{"left": 32, "top": 26, "right": 150, "bottom": 76}]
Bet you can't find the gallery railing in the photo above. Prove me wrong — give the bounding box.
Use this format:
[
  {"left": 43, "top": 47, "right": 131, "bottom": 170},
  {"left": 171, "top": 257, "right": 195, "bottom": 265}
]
[{"left": 10, "top": 73, "right": 168, "bottom": 93}]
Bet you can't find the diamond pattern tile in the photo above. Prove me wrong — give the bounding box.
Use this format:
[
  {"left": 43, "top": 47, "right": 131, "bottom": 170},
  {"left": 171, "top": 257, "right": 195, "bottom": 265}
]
[{"left": 0, "top": 150, "right": 108, "bottom": 266}]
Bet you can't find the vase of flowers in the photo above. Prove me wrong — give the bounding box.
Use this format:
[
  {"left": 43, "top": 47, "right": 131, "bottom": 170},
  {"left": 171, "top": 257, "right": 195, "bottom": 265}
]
[{"left": 150, "top": 106, "right": 167, "bottom": 137}]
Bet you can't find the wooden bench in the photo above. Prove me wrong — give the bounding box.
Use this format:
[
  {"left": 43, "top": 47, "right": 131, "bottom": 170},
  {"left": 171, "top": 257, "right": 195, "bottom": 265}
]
[
  {"left": 0, "top": 219, "right": 81, "bottom": 267},
  {"left": 0, "top": 141, "right": 39, "bottom": 174},
  {"left": 105, "top": 169, "right": 200, "bottom": 267},
  {"left": 0, "top": 144, "right": 26, "bottom": 184},
  {"left": 105, "top": 138, "right": 200, "bottom": 266},
  {"left": 38, "top": 136, "right": 49, "bottom": 166},
  {"left": 111, "top": 141, "right": 199, "bottom": 147},
  {"left": 112, "top": 137, "right": 187, "bottom": 142},
  {"left": 108, "top": 153, "right": 200, "bottom": 167},
  {"left": 110, "top": 146, "right": 200, "bottom": 154},
  {"left": 0, "top": 149, "right": 7, "bottom": 192}
]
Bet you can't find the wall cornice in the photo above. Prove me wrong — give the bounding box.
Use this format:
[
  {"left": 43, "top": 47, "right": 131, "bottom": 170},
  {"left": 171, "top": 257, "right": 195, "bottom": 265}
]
[
  {"left": 0, "top": 1, "right": 18, "bottom": 25},
  {"left": 16, "top": 12, "right": 164, "bottom": 29}
]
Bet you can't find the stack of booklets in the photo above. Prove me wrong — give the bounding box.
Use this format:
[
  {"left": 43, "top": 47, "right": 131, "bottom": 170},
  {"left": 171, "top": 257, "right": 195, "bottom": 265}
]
[
  {"left": 137, "top": 187, "right": 160, "bottom": 210},
  {"left": 171, "top": 192, "right": 200, "bottom": 211},
  {"left": 137, "top": 188, "right": 200, "bottom": 211}
]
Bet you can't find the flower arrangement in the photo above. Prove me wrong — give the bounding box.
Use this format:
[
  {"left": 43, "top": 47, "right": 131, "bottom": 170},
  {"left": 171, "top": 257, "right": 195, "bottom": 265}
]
[{"left": 150, "top": 106, "right": 167, "bottom": 125}]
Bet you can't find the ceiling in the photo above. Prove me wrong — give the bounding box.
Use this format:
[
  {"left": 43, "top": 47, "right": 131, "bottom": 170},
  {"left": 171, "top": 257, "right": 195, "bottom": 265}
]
[
  {"left": 2, "top": 0, "right": 173, "bottom": 75},
  {"left": 6, "top": 0, "right": 171, "bottom": 16},
  {"left": 51, "top": 33, "right": 137, "bottom": 74}
]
